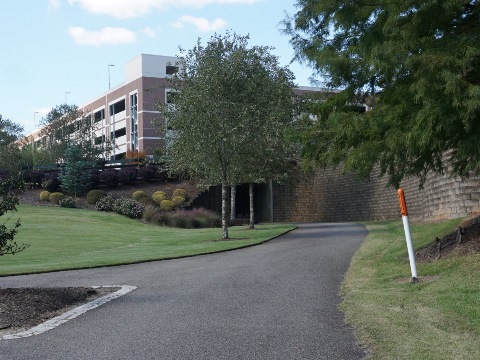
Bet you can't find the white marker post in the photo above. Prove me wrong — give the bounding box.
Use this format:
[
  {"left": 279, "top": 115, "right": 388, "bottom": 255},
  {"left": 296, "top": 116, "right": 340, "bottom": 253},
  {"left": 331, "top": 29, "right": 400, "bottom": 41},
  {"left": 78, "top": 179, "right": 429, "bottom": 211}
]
[{"left": 397, "top": 188, "right": 419, "bottom": 283}]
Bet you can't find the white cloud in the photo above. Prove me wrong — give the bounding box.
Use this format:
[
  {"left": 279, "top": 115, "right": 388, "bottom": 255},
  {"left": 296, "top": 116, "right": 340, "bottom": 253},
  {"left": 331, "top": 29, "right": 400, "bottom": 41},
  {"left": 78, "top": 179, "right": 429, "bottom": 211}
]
[
  {"left": 173, "top": 16, "right": 227, "bottom": 32},
  {"left": 141, "top": 27, "right": 157, "bottom": 38},
  {"left": 48, "top": 0, "right": 61, "bottom": 11},
  {"left": 68, "top": 0, "right": 256, "bottom": 19},
  {"left": 68, "top": 26, "right": 137, "bottom": 46}
]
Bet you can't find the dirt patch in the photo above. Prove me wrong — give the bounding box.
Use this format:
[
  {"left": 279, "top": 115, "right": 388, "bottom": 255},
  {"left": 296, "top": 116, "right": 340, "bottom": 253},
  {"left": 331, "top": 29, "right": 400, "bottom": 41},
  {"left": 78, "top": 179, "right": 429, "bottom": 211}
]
[
  {"left": 0, "top": 287, "right": 117, "bottom": 336},
  {"left": 416, "top": 215, "right": 480, "bottom": 262}
]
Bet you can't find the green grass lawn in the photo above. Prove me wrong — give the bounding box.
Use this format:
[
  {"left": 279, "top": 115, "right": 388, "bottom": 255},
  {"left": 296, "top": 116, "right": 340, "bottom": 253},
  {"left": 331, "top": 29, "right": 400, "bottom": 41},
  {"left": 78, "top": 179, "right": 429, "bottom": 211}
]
[
  {"left": 341, "top": 218, "right": 480, "bottom": 359},
  {"left": 0, "top": 205, "right": 295, "bottom": 276}
]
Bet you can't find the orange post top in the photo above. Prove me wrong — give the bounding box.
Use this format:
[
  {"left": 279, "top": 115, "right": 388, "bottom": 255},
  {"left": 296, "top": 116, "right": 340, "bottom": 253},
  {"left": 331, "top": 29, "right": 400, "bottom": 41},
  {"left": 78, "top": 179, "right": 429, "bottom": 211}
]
[{"left": 397, "top": 188, "right": 408, "bottom": 216}]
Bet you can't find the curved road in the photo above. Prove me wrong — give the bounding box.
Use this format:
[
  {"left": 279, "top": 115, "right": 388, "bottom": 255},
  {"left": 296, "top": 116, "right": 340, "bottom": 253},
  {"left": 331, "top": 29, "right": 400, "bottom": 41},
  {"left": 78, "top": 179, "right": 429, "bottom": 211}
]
[{"left": 0, "top": 223, "right": 367, "bottom": 360}]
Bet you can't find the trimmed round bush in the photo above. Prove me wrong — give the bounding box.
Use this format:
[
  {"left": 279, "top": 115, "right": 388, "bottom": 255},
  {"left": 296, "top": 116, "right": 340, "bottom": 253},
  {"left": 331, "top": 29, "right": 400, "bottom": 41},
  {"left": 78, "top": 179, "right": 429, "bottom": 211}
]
[
  {"left": 172, "top": 196, "right": 185, "bottom": 207},
  {"left": 138, "top": 166, "right": 156, "bottom": 181},
  {"left": 39, "top": 191, "right": 51, "bottom": 201},
  {"left": 59, "top": 196, "right": 76, "bottom": 208},
  {"left": 118, "top": 167, "right": 137, "bottom": 185},
  {"left": 87, "top": 189, "right": 108, "bottom": 205},
  {"left": 159, "top": 199, "right": 175, "bottom": 212},
  {"left": 100, "top": 169, "right": 119, "bottom": 187},
  {"left": 173, "top": 188, "right": 188, "bottom": 199},
  {"left": 95, "top": 195, "right": 114, "bottom": 212},
  {"left": 49, "top": 192, "right": 65, "bottom": 205},
  {"left": 152, "top": 191, "right": 167, "bottom": 204},
  {"left": 113, "top": 197, "right": 145, "bottom": 219},
  {"left": 132, "top": 190, "right": 148, "bottom": 201}
]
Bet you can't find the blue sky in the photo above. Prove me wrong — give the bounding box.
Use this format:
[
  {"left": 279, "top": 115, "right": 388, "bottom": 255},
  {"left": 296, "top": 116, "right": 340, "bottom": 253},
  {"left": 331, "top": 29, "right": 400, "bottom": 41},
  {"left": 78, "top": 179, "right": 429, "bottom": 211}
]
[{"left": 1, "top": 0, "right": 316, "bottom": 134}]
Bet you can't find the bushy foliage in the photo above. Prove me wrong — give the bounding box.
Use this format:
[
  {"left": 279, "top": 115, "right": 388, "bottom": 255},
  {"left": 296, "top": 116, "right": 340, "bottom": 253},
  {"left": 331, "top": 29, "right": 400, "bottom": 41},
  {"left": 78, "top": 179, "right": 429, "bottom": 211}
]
[
  {"left": 41, "top": 172, "right": 61, "bottom": 192},
  {"left": 22, "top": 170, "right": 45, "bottom": 186},
  {"left": 173, "top": 188, "right": 188, "bottom": 199},
  {"left": 143, "top": 207, "right": 220, "bottom": 228},
  {"left": 118, "top": 167, "right": 137, "bottom": 185},
  {"left": 59, "top": 196, "right": 76, "bottom": 208},
  {"left": 86, "top": 189, "right": 108, "bottom": 205},
  {"left": 95, "top": 195, "right": 114, "bottom": 212},
  {"left": 100, "top": 169, "right": 119, "bottom": 187},
  {"left": 132, "top": 190, "right": 148, "bottom": 201},
  {"left": 138, "top": 166, "right": 156, "bottom": 181},
  {"left": 49, "top": 192, "right": 65, "bottom": 205},
  {"left": 152, "top": 191, "right": 167, "bottom": 204},
  {"left": 60, "top": 145, "right": 91, "bottom": 196},
  {"left": 89, "top": 169, "right": 101, "bottom": 188},
  {"left": 172, "top": 195, "right": 186, "bottom": 207},
  {"left": 39, "top": 191, "right": 51, "bottom": 201},
  {"left": 159, "top": 199, "right": 175, "bottom": 212},
  {"left": 113, "top": 197, "right": 145, "bottom": 219}
]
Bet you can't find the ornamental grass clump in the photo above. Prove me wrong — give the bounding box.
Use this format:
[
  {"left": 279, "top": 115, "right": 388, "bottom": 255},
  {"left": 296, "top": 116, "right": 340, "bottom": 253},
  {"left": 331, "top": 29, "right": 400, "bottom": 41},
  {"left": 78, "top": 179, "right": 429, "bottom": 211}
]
[
  {"left": 87, "top": 189, "right": 108, "bottom": 205},
  {"left": 113, "top": 197, "right": 145, "bottom": 219},
  {"left": 39, "top": 191, "right": 51, "bottom": 201},
  {"left": 49, "top": 192, "right": 65, "bottom": 205}
]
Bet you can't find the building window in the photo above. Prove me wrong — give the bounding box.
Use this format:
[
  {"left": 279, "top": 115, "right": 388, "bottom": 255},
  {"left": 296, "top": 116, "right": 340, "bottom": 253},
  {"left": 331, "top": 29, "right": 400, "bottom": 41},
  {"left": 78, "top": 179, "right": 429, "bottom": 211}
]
[
  {"left": 166, "top": 65, "right": 178, "bottom": 75},
  {"left": 111, "top": 127, "right": 126, "bottom": 139},
  {"left": 110, "top": 99, "right": 126, "bottom": 116},
  {"left": 130, "top": 93, "right": 138, "bottom": 150},
  {"left": 94, "top": 109, "right": 104, "bottom": 123},
  {"left": 94, "top": 135, "right": 105, "bottom": 145}
]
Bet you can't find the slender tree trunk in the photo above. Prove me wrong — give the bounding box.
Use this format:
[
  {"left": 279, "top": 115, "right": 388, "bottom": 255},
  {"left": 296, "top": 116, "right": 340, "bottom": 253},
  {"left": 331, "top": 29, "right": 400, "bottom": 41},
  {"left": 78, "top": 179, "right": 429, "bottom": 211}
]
[
  {"left": 249, "top": 183, "right": 254, "bottom": 230},
  {"left": 222, "top": 183, "right": 229, "bottom": 239},
  {"left": 230, "top": 185, "right": 236, "bottom": 221}
]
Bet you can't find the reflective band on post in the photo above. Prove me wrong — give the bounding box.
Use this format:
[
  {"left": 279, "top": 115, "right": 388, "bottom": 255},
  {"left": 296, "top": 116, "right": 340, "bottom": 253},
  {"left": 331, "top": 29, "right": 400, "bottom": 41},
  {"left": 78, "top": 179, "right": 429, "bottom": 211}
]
[{"left": 397, "top": 188, "right": 408, "bottom": 216}]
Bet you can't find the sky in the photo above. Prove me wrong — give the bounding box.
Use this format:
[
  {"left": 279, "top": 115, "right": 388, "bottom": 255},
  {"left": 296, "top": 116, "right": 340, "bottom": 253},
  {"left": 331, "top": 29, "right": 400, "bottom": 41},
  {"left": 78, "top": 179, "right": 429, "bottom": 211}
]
[{"left": 1, "top": 0, "right": 317, "bottom": 135}]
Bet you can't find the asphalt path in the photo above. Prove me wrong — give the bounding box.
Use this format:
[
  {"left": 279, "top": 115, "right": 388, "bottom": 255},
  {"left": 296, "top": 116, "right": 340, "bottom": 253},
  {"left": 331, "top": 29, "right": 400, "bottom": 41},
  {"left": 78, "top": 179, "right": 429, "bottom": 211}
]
[{"left": 0, "top": 223, "right": 367, "bottom": 360}]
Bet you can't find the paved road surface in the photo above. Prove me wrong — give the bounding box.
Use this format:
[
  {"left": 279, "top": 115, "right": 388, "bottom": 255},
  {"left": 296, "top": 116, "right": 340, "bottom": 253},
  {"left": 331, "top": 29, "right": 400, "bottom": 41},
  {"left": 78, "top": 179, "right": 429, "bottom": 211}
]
[{"left": 0, "top": 223, "right": 367, "bottom": 360}]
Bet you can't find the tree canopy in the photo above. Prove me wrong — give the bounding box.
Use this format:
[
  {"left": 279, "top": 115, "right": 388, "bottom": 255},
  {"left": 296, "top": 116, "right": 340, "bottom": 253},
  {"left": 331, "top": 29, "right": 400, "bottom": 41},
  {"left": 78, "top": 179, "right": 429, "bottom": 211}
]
[
  {"left": 161, "top": 32, "right": 296, "bottom": 238},
  {"left": 284, "top": 1, "right": 480, "bottom": 187}
]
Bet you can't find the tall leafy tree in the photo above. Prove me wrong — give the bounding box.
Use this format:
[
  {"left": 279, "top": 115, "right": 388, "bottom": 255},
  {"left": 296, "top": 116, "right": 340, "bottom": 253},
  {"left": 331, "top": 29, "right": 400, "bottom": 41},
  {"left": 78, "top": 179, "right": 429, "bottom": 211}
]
[
  {"left": 0, "top": 115, "right": 24, "bottom": 173},
  {"left": 161, "top": 32, "right": 296, "bottom": 238},
  {"left": 284, "top": 1, "right": 480, "bottom": 187},
  {"left": 0, "top": 174, "right": 28, "bottom": 256}
]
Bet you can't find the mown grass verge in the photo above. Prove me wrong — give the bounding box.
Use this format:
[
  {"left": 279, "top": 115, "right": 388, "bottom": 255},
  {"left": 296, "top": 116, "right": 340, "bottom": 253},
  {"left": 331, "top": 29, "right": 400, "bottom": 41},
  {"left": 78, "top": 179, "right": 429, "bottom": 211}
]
[
  {"left": 341, "top": 219, "right": 480, "bottom": 359},
  {"left": 1, "top": 205, "right": 295, "bottom": 276}
]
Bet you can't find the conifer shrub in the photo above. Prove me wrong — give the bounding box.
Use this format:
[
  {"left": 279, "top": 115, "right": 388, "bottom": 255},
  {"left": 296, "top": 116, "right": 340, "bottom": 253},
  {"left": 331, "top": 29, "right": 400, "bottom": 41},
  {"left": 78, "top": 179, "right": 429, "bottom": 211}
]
[
  {"left": 173, "top": 188, "right": 188, "bottom": 199},
  {"left": 159, "top": 199, "right": 175, "bottom": 211},
  {"left": 99, "top": 169, "right": 119, "bottom": 187},
  {"left": 132, "top": 190, "right": 148, "bottom": 201},
  {"left": 39, "top": 191, "right": 51, "bottom": 201},
  {"left": 138, "top": 166, "right": 156, "bottom": 181},
  {"left": 87, "top": 189, "right": 108, "bottom": 205},
  {"left": 172, "top": 196, "right": 186, "bottom": 207},
  {"left": 118, "top": 167, "right": 137, "bottom": 185},
  {"left": 113, "top": 197, "right": 145, "bottom": 219},
  {"left": 152, "top": 191, "right": 167, "bottom": 204},
  {"left": 49, "top": 192, "right": 65, "bottom": 205},
  {"left": 59, "top": 196, "right": 76, "bottom": 208},
  {"left": 95, "top": 195, "right": 114, "bottom": 212}
]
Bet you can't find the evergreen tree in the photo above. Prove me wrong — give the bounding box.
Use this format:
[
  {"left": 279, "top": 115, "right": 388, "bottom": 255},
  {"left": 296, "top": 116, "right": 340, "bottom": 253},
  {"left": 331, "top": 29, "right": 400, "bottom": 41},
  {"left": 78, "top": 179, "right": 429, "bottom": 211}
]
[
  {"left": 284, "top": 1, "right": 480, "bottom": 187},
  {"left": 60, "top": 145, "right": 91, "bottom": 197}
]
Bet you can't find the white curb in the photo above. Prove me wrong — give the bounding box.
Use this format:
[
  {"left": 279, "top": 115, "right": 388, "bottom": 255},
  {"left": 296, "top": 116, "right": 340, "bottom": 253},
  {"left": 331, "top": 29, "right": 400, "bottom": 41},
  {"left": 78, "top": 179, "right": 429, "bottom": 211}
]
[{"left": 2, "top": 285, "right": 137, "bottom": 340}]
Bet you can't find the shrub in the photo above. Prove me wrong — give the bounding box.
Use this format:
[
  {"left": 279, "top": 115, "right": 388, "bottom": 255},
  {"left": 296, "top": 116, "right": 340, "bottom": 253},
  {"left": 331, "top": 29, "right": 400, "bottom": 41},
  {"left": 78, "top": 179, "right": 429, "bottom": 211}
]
[
  {"left": 89, "top": 169, "right": 101, "bottom": 188},
  {"left": 159, "top": 199, "right": 175, "bottom": 212},
  {"left": 42, "top": 172, "right": 61, "bottom": 192},
  {"left": 118, "top": 167, "right": 137, "bottom": 185},
  {"left": 113, "top": 197, "right": 145, "bottom": 219},
  {"left": 22, "top": 170, "right": 45, "bottom": 186},
  {"left": 172, "top": 196, "right": 186, "bottom": 207},
  {"left": 59, "top": 196, "right": 76, "bottom": 208},
  {"left": 87, "top": 189, "right": 108, "bottom": 205},
  {"left": 173, "top": 188, "right": 188, "bottom": 200},
  {"left": 95, "top": 195, "right": 114, "bottom": 212},
  {"left": 39, "top": 191, "right": 51, "bottom": 201},
  {"left": 152, "top": 191, "right": 167, "bottom": 204},
  {"left": 100, "top": 169, "right": 119, "bottom": 187},
  {"left": 49, "top": 192, "right": 65, "bottom": 205},
  {"left": 138, "top": 166, "right": 156, "bottom": 181},
  {"left": 132, "top": 190, "right": 148, "bottom": 201}
]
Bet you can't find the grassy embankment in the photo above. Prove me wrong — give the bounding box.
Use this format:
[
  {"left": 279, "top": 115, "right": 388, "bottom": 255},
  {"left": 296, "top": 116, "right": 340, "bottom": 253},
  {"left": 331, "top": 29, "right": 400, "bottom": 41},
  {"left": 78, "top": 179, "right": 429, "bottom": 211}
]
[
  {"left": 1, "top": 205, "right": 295, "bottom": 276},
  {"left": 341, "top": 218, "right": 480, "bottom": 359}
]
